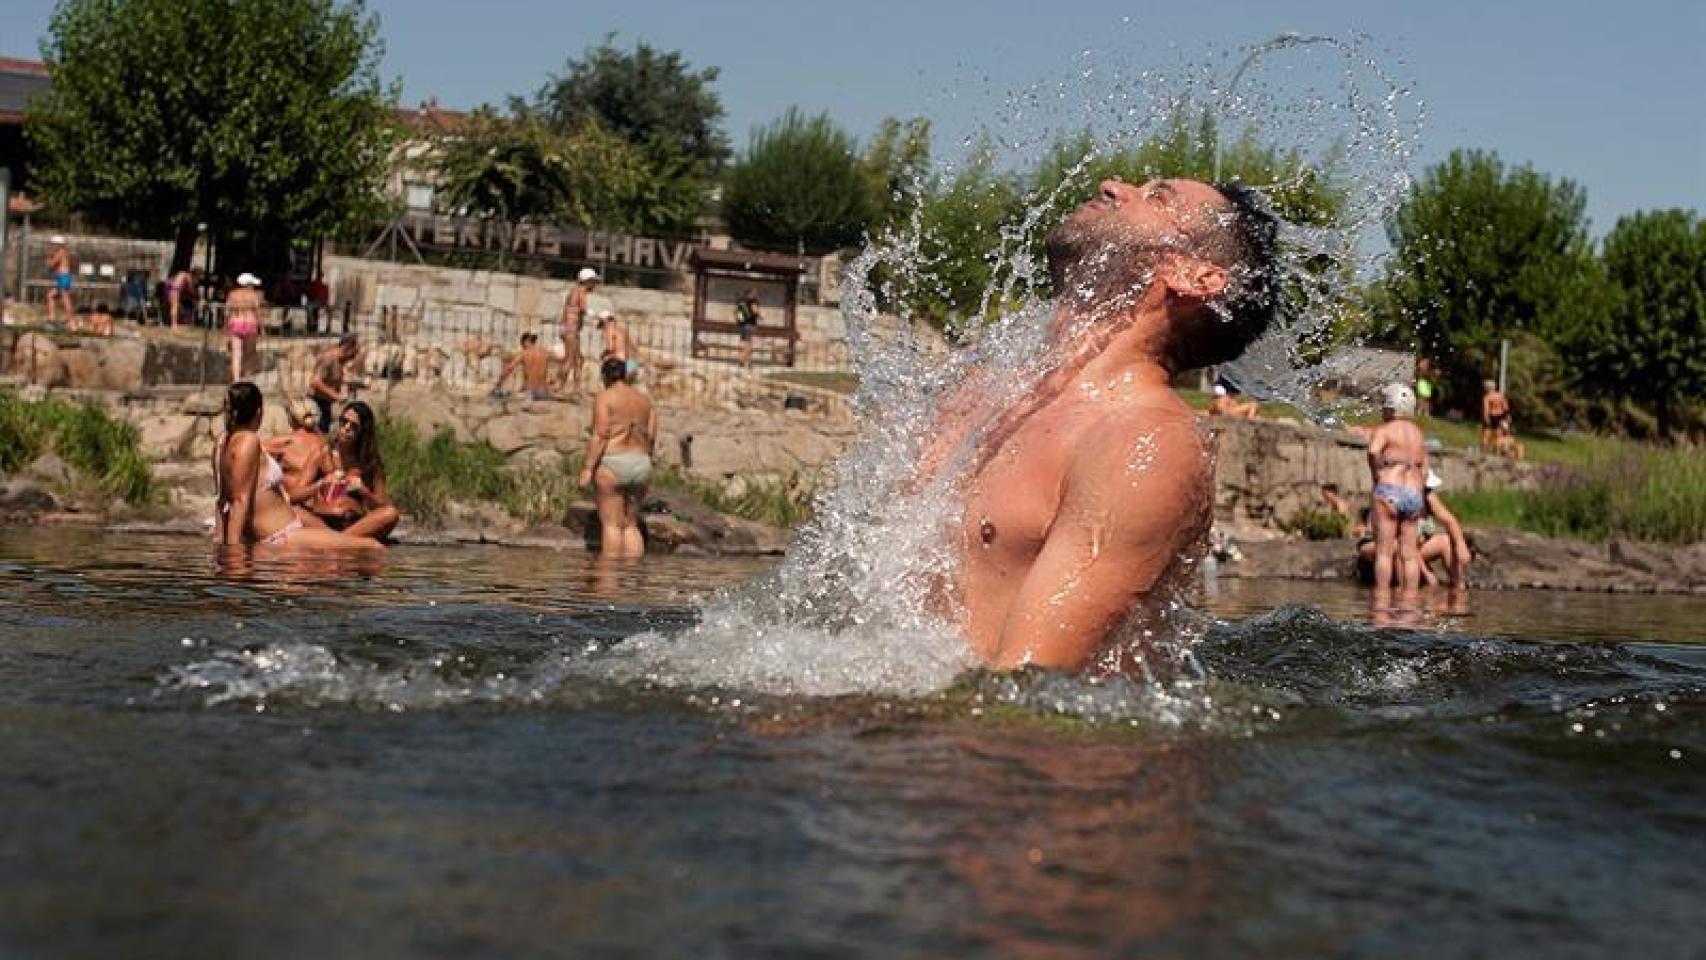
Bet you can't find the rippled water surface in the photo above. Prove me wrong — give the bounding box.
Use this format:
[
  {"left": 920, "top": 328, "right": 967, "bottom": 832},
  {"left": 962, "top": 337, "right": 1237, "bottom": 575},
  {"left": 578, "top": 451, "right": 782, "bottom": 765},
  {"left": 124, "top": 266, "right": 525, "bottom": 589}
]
[{"left": 1, "top": 530, "right": 1703, "bottom": 960}]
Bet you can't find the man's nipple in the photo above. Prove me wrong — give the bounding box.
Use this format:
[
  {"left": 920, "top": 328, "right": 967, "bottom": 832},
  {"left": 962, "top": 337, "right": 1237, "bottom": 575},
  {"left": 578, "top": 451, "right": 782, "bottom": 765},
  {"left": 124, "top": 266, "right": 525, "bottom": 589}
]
[{"left": 980, "top": 517, "right": 996, "bottom": 546}]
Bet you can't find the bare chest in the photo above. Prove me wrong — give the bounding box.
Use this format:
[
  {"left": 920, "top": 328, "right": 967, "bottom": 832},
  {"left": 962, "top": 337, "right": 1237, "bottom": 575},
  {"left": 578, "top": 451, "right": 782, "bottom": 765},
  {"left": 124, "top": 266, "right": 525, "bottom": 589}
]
[{"left": 959, "top": 404, "right": 1091, "bottom": 561}]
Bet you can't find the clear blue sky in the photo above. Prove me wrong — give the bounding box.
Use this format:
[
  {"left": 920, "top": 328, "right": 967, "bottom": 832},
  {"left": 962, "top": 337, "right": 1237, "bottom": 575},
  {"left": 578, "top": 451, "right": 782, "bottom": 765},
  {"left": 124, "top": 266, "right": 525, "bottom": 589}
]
[{"left": 6, "top": 0, "right": 1703, "bottom": 233}]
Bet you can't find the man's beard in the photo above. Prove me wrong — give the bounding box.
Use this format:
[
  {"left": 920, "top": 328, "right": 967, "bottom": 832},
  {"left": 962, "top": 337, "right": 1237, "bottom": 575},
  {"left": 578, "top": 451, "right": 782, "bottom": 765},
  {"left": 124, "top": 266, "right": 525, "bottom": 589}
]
[{"left": 1044, "top": 214, "right": 1168, "bottom": 313}]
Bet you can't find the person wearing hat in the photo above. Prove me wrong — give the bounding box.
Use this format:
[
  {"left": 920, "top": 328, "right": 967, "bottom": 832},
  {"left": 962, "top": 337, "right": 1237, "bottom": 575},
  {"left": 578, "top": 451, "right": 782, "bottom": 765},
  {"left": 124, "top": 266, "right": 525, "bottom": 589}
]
[
  {"left": 1366, "top": 382, "right": 1430, "bottom": 596},
  {"left": 556, "top": 267, "right": 600, "bottom": 398},
  {"left": 44, "top": 236, "right": 75, "bottom": 324},
  {"left": 226, "top": 272, "right": 265, "bottom": 382},
  {"left": 1209, "top": 381, "right": 1259, "bottom": 419}
]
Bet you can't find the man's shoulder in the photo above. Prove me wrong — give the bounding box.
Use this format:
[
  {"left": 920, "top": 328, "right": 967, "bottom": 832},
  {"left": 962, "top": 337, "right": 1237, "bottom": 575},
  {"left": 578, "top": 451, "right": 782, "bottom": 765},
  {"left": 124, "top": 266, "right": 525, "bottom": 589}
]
[{"left": 1076, "top": 397, "right": 1211, "bottom": 479}]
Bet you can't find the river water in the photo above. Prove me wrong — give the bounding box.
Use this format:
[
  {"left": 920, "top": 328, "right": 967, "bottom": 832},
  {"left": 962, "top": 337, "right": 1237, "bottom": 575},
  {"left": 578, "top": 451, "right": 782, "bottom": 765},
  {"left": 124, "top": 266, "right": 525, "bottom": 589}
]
[{"left": 1, "top": 529, "right": 1702, "bottom": 959}]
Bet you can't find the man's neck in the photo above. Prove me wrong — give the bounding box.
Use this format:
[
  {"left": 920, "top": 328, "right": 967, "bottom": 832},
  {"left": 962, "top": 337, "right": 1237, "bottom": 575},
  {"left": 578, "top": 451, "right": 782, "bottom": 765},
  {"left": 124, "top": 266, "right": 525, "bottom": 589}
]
[{"left": 1048, "top": 300, "right": 1175, "bottom": 397}]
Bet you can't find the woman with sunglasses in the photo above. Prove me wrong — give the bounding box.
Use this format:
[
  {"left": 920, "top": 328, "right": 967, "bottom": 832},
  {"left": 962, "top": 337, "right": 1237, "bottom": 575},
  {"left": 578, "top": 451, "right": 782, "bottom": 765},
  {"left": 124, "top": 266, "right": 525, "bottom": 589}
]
[
  {"left": 310, "top": 400, "right": 400, "bottom": 541},
  {"left": 214, "top": 382, "right": 384, "bottom": 551}
]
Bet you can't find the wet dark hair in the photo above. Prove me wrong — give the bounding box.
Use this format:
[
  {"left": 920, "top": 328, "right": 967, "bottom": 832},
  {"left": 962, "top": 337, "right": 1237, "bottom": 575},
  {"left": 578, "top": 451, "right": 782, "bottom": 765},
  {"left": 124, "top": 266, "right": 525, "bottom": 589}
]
[
  {"left": 1170, "top": 181, "right": 1282, "bottom": 370},
  {"left": 601, "top": 357, "right": 628, "bottom": 384},
  {"left": 338, "top": 400, "right": 383, "bottom": 485},
  {"left": 520, "top": 332, "right": 537, "bottom": 346},
  {"left": 225, "top": 381, "right": 263, "bottom": 432}
]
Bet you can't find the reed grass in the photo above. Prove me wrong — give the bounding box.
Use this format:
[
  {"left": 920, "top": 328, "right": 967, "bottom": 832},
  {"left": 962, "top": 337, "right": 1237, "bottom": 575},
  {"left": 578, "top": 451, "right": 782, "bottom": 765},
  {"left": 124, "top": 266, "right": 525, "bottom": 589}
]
[
  {"left": 1448, "top": 442, "right": 1706, "bottom": 545},
  {"left": 0, "top": 391, "right": 153, "bottom": 505},
  {"left": 377, "top": 417, "right": 815, "bottom": 529}
]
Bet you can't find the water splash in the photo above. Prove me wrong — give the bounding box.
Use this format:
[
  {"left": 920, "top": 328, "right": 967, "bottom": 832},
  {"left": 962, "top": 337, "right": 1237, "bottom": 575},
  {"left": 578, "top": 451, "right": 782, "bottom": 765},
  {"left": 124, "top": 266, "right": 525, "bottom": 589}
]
[{"left": 575, "top": 35, "right": 1422, "bottom": 697}]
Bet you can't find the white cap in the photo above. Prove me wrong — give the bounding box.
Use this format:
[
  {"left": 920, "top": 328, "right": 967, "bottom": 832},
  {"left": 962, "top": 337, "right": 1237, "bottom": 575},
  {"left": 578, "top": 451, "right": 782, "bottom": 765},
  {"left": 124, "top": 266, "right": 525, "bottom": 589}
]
[
  {"left": 50, "top": 235, "right": 66, "bottom": 245},
  {"left": 596, "top": 308, "right": 616, "bottom": 320},
  {"left": 577, "top": 267, "right": 600, "bottom": 282},
  {"left": 1426, "top": 470, "right": 1443, "bottom": 491},
  {"left": 1213, "top": 384, "right": 1228, "bottom": 396},
  {"left": 236, "top": 272, "right": 262, "bottom": 288},
  {"left": 1380, "top": 382, "right": 1417, "bottom": 418}
]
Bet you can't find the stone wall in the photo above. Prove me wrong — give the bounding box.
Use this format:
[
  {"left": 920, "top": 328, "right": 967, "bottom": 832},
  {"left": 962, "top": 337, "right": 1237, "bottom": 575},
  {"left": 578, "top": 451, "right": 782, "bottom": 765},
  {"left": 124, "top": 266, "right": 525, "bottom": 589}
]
[
  {"left": 322, "top": 255, "right": 858, "bottom": 368},
  {"left": 1211, "top": 417, "right": 1540, "bottom": 526}
]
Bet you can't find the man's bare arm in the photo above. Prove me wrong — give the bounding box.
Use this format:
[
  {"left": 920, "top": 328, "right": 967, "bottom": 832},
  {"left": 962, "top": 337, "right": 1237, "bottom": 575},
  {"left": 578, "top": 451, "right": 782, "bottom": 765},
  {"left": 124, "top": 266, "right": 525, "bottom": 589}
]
[{"left": 989, "top": 415, "right": 1209, "bottom": 670}]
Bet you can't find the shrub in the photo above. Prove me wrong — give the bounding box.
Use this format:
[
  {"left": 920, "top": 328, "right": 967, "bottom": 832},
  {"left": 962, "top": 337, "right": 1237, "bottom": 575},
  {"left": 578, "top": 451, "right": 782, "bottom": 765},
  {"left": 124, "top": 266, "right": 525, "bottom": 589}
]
[
  {"left": 1279, "top": 506, "right": 1349, "bottom": 541},
  {"left": 0, "top": 392, "right": 152, "bottom": 505}
]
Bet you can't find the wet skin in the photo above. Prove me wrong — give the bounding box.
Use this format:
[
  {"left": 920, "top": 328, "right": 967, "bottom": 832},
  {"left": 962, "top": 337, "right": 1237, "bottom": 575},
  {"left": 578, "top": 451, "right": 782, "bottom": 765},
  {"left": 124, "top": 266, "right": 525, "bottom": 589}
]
[{"left": 937, "top": 178, "right": 1233, "bottom": 671}]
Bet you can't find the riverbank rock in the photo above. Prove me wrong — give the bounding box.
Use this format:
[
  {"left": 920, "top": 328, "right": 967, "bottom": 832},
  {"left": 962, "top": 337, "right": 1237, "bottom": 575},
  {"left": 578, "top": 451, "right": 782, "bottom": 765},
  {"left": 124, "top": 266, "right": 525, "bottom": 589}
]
[
  {"left": 0, "top": 478, "right": 60, "bottom": 517},
  {"left": 12, "top": 333, "right": 66, "bottom": 387}
]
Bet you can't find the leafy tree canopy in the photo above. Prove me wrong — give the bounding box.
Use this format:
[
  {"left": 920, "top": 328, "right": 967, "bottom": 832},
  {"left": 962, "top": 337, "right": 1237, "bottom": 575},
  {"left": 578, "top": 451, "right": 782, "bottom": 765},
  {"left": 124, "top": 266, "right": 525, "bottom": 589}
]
[
  {"left": 531, "top": 36, "right": 728, "bottom": 174},
  {"left": 434, "top": 110, "right": 696, "bottom": 235},
  {"left": 28, "top": 0, "right": 396, "bottom": 270},
  {"left": 1382, "top": 149, "right": 1610, "bottom": 419},
  {"left": 1577, "top": 209, "right": 1706, "bottom": 435},
  {"left": 721, "top": 109, "right": 877, "bottom": 255}
]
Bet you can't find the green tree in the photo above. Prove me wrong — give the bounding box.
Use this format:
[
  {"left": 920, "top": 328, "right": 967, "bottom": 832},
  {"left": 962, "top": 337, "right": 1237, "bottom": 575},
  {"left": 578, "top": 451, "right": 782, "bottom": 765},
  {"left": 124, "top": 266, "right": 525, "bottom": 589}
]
[
  {"left": 1383, "top": 149, "right": 1610, "bottom": 421},
  {"left": 859, "top": 117, "right": 932, "bottom": 233},
  {"left": 533, "top": 37, "right": 728, "bottom": 173},
  {"left": 907, "top": 145, "right": 1025, "bottom": 332},
  {"left": 28, "top": 0, "right": 396, "bottom": 271},
  {"left": 435, "top": 110, "right": 695, "bottom": 235},
  {"left": 721, "top": 109, "right": 877, "bottom": 254},
  {"left": 1577, "top": 209, "right": 1706, "bottom": 436}
]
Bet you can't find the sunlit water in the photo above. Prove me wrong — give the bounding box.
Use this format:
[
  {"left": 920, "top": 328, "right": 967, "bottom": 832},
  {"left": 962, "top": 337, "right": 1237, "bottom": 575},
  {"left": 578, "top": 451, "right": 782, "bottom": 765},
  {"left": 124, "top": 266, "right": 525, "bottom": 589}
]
[
  {"left": 5, "top": 37, "right": 1699, "bottom": 960},
  {"left": 1, "top": 530, "right": 1703, "bottom": 959}
]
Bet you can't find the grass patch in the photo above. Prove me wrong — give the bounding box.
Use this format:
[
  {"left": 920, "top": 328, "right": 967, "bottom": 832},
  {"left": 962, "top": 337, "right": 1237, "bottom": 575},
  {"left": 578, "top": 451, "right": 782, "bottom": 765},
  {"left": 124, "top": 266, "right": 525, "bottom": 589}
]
[
  {"left": 650, "top": 464, "right": 816, "bottom": 528},
  {"left": 1278, "top": 506, "right": 1349, "bottom": 541},
  {"left": 1449, "top": 443, "right": 1706, "bottom": 545},
  {"left": 0, "top": 391, "right": 153, "bottom": 505},
  {"left": 378, "top": 417, "right": 814, "bottom": 529}
]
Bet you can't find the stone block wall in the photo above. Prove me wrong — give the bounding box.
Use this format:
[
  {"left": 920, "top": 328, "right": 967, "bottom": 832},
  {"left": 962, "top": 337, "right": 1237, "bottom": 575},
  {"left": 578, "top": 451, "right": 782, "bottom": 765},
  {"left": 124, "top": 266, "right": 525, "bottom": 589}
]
[{"left": 1211, "top": 417, "right": 1541, "bottom": 526}]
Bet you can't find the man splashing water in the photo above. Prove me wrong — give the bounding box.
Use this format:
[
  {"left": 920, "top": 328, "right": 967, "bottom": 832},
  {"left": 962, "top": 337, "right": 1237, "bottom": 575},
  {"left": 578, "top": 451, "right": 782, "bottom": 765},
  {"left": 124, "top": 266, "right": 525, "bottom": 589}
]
[{"left": 929, "top": 178, "right": 1280, "bottom": 671}]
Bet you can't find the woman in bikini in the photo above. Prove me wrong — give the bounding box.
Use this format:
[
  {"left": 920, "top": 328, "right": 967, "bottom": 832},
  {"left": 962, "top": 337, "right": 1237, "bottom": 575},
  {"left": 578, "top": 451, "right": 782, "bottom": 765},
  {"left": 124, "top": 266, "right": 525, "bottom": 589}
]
[
  {"left": 579, "top": 357, "right": 657, "bottom": 558},
  {"left": 214, "top": 382, "right": 383, "bottom": 552},
  {"left": 226, "top": 273, "right": 264, "bottom": 382},
  {"left": 263, "top": 398, "right": 330, "bottom": 506},
  {"left": 308, "top": 400, "right": 400, "bottom": 541}
]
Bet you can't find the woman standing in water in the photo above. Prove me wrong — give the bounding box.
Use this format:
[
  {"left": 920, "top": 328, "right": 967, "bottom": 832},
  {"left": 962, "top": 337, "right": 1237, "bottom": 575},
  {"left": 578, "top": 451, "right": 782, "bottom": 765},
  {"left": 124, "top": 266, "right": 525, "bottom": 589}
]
[
  {"left": 214, "top": 383, "right": 383, "bottom": 551},
  {"left": 225, "top": 273, "right": 264, "bottom": 382},
  {"left": 580, "top": 357, "right": 656, "bottom": 558},
  {"left": 309, "top": 400, "right": 400, "bottom": 541}
]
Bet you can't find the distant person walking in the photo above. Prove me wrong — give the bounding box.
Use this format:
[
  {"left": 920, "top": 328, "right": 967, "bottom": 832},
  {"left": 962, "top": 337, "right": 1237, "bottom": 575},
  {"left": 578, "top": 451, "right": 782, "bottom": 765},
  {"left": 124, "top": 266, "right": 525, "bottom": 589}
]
[
  {"left": 557, "top": 267, "right": 598, "bottom": 397},
  {"left": 1480, "top": 379, "right": 1510, "bottom": 454},
  {"left": 735, "top": 287, "right": 762, "bottom": 369},
  {"left": 309, "top": 335, "right": 360, "bottom": 433},
  {"left": 1367, "top": 383, "right": 1429, "bottom": 597},
  {"left": 580, "top": 357, "right": 657, "bottom": 558},
  {"left": 44, "top": 236, "right": 74, "bottom": 324},
  {"left": 166, "top": 267, "right": 202, "bottom": 331},
  {"left": 1414, "top": 356, "right": 1436, "bottom": 417},
  {"left": 225, "top": 272, "right": 265, "bottom": 383}
]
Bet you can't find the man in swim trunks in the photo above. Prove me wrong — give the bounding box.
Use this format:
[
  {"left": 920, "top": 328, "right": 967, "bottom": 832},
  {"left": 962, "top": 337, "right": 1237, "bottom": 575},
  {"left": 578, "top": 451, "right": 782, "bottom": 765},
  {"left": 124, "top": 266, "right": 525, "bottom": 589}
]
[
  {"left": 1366, "top": 382, "right": 1429, "bottom": 596},
  {"left": 494, "top": 333, "right": 552, "bottom": 400},
  {"left": 1480, "top": 379, "right": 1510, "bottom": 454},
  {"left": 45, "top": 237, "right": 74, "bottom": 324},
  {"left": 309, "top": 335, "right": 360, "bottom": 433},
  {"left": 580, "top": 356, "right": 658, "bottom": 558},
  {"left": 921, "top": 177, "right": 1282, "bottom": 671}
]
